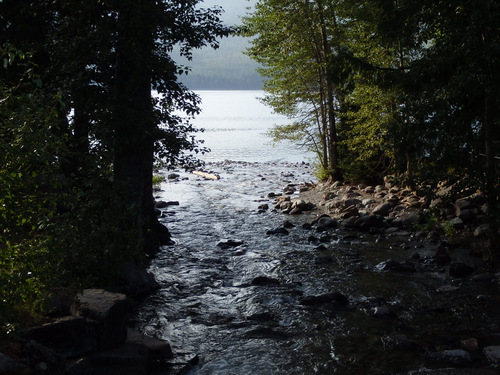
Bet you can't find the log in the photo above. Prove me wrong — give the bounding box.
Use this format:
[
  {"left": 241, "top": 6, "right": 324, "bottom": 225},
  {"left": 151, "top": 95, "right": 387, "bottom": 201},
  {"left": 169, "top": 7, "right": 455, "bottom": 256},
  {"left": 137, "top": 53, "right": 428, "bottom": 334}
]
[{"left": 192, "top": 170, "right": 220, "bottom": 180}]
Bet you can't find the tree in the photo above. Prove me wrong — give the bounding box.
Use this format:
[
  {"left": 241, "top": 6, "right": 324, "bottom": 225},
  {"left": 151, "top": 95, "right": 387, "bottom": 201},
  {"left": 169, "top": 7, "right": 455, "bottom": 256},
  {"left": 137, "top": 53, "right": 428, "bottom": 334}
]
[
  {"left": 0, "top": 0, "right": 231, "bottom": 327},
  {"left": 242, "top": 0, "right": 347, "bottom": 179}
]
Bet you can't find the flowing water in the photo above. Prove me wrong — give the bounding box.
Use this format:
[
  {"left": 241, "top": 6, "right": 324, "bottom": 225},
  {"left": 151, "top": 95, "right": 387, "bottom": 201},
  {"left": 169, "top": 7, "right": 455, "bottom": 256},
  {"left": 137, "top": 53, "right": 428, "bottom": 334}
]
[{"left": 136, "top": 91, "right": 500, "bottom": 374}]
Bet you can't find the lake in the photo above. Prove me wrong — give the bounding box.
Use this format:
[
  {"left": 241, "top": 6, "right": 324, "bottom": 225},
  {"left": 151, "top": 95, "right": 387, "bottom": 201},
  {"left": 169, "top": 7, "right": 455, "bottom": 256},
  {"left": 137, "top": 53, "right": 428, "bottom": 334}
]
[{"left": 191, "top": 90, "right": 314, "bottom": 164}]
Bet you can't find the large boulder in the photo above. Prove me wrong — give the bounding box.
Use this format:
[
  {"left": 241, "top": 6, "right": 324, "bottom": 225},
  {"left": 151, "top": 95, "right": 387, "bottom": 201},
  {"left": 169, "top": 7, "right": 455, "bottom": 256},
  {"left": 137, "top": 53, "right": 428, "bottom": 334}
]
[
  {"left": 20, "top": 316, "right": 93, "bottom": 359},
  {"left": 121, "top": 263, "right": 160, "bottom": 299},
  {"left": 449, "top": 261, "right": 474, "bottom": 278},
  {"left": 71, "top": 289, "right": 128, "bottom": 351},
  {"left": 0, "top": 352, "right": 31, "bottom": 375},
  {"left": 353, "top": 215, "right": 385, "bottom": 231}
]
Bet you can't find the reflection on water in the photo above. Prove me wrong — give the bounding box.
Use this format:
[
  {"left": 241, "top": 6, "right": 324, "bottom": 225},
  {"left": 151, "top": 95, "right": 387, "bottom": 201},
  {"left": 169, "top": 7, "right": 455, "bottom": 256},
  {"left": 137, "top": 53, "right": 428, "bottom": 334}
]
[
  {"left": 136, "top": 161, "right": 499, "bottom": 374},
  {"left": 192, "top": 90, "right": 314, "bottom": 164}
]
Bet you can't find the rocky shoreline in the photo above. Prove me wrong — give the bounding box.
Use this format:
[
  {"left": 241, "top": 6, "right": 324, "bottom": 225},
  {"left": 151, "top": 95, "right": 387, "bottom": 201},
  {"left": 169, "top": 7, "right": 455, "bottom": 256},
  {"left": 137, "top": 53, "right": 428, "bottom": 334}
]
[{"left": 274, "top": 176, "right": 491, "bottom": 249}]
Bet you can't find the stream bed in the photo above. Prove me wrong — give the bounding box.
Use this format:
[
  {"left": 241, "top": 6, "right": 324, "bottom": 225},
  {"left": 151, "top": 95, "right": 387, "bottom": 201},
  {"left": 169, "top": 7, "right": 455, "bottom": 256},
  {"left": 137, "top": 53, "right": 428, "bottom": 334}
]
[{"left": 135, "top": 161, "right": 500, "bottom": 375}]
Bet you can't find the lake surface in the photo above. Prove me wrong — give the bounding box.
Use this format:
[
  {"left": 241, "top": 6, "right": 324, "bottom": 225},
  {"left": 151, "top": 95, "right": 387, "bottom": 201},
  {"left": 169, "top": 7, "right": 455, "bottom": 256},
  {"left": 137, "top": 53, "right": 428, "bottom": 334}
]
[{"left": 192, "top": 90, "right": 314, "bottom": 164}]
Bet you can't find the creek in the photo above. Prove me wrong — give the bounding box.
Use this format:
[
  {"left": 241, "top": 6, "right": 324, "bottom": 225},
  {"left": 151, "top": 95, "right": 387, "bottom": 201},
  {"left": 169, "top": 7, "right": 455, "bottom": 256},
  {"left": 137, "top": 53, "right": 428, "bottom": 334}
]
[{"left": 135, "top": 160, "right": 500, "bottom": 375}]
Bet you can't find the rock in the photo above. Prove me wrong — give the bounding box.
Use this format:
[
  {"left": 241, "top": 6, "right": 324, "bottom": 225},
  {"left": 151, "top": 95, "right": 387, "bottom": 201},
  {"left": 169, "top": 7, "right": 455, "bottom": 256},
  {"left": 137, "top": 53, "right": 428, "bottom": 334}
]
[
  {"left": 449, "top": 217, "right": 465, "bottom": 229},
  {"left": 126, "top": 328, "right": 173, "bottom": 360},
  {"left": 146, "top": 221, "right": 175, "bottom": 253},
  {"left": 277, "top": 201, "right": 293, "bottom": 213},
  {"left": 20, "top": 316, "right": 93, "bottom": 359},
  {"left": 0, "top": 352, "right": 30, "bottom": 375},
  {"left": 458, "top": 208, "right": 481, "bottom": 222},
  {"left": 341, "top": 216, "right": 357, "bottom": 228},
  {"left": 364, "top": 186, "right": 375, "bottom": 194},
  {"left": 71, "top": 289, "right": 128, "bottom": 351},
  {"left": 257, "top": 203, "right": 269, "bottom": 211},
  {"left": 455, "top": 199, "right": 473, "bottom": 216},
  {"left": 299, "top": 292, "right": 349, "bottom": 306},
  {"left": 251, "top": 276, "right": 281, "bottom": 286},
  {"left": 373, "top": 306, "right": 396, "bottom": 318},
  {"left": 154, "top": 200, "right": 179, "bottom": 209},
  {"left": 246, "top": 312, "right": 276, "bottom": 322},
  {"left": 433, "top": 246, "right": 451, "bottom": 265},
  {"left": 292, "top": 199, "right": 309, "bottom": 211},
  {"left": 315, "top": 215, "right": 338, "bottom": 230},
  {"left": 471, "top": 273, "right": 494, "bottom": 282},
  {"left": 167, "top": 173, "right": 180, "bottom": 180},
  {"left": 353, "top": 215, "right": 385, "bottom": 231},
  {"left": 122, "top": 262, "right": 160, "bottom": 299},
  {"left": 283, "top": 220, "right": 295, "bottom": 229},
  {"left": 289, "top": 207, "right": 303, "bottom": 215},
  {"left": 42, "top": 288, "right": 77, "bottom": 317},
  {"left": 340, "top": 205, "right": 359, "bottom": 219},
  {"left": 474, "top": 224, "right": 489, "bottom": 237},
  {"left": 67, "top": 344, "right": 149, "bottom": 375},
  {"left": 314, "top": 256, "right": 334, "bottom": 265},
  {"left": 371, "top": 202, "right": 394, "bottom": 216},
  {"left": 449, "top": 262, "right": 474, "bottom": 278},
  {"left": 319, "top": 234, "right": 332, "bottom": 243},
  {"left": 461, "top": 338, "right": 479, "bottom": 352},
  {"left": 375, "top": 259, "right": 416, "bottom": 272},
  {"left": 362, "top": 198, "right": 376, "bottom": 205},
  {"left": 216, "top": 239, "right": 244, "bottom": 249},
  {"left": 323, "top": 191, "right": 337, "bottom": 200},
  {"left": 266, "top": 227, "right": 289, "bottom": 235},
  {"left": 382, "top": 335, "right": 418, "bottom": 351},
  {"left": 484, "top": 346, "right": 500, "bottom": 365},
  {"left": 344, "top": 198, "right": 362, "bottom": 207},
  {"left": 426, "top": 349, "right": 475, "bottom": 367},
  {"left": 22, "top": 340, "right": 65, "bottom": 374}
]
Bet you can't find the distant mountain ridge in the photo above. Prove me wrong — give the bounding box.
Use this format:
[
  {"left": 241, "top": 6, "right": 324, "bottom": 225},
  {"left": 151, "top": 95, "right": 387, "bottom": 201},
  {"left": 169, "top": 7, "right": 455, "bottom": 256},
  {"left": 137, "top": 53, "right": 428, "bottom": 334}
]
[{"left": 175, "top": 0, "right": 262, "bottom": 90}]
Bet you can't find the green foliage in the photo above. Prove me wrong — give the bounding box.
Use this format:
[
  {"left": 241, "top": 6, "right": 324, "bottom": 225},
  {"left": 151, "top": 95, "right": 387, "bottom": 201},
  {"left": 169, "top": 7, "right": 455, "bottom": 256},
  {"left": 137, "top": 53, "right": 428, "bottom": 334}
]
[
  {"left": 443, "top": 221, "right": 457, "bottom": 239},
  {"left": 0, "top": 0, "right": 232, "bottom": 333},
  {"left": 152, "top": 174, "right": 165, "bottom": 189}
]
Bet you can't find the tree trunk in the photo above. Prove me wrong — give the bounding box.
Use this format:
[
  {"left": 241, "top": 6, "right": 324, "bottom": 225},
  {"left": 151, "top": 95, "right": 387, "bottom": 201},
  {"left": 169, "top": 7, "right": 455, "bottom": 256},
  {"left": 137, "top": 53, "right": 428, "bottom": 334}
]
[
  {"left": 317, "top": 2, "right": 340, "bottom": 180},
  {"left": 113, "top": 0, "right": 159, "bottom": 254}
]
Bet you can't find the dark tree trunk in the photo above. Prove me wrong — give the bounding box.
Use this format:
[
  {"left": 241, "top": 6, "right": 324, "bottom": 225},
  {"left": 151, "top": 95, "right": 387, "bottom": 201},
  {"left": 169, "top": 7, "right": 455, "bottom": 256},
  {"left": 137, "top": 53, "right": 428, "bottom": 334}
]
[{"left": 113, "top": 0, "right": 168, "bottom": 254}]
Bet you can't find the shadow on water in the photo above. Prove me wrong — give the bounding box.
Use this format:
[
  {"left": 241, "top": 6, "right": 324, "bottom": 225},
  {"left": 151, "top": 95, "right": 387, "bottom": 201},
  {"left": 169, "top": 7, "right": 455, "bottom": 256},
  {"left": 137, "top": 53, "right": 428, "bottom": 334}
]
[{"left": 135, "top": 161, "right": 500, "bottom": 375}]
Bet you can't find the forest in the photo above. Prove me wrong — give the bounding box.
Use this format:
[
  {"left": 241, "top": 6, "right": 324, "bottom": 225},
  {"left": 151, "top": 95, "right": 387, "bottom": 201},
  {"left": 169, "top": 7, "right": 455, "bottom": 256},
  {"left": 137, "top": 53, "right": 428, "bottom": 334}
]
[{"left": 1, "top": 0, "right": 500, "bottom": 336}]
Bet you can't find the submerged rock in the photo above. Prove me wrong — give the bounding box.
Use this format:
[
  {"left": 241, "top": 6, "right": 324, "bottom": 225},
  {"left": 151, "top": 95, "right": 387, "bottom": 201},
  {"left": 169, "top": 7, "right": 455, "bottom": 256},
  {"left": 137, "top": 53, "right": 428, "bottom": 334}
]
[
  {"left": 299, "top": 292, "right": 349, "bottom": 306},
  {"left": 449, "top": 262, "right": 474, "bottom": 278},
  {"left": 426, "top": 349, "right": 475, "bottom": 367},
  {"left": 217, "top": 239, "right": 244, "bottom": 249},
  {"left": 266, "top": 227, "right": 289, "bottom": 235},
  {"left": 251, "top": 276, "right": 281, "bottom": 286},
  {"left": 375, "top": 259, "right": 416, "bottom": 272}
]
